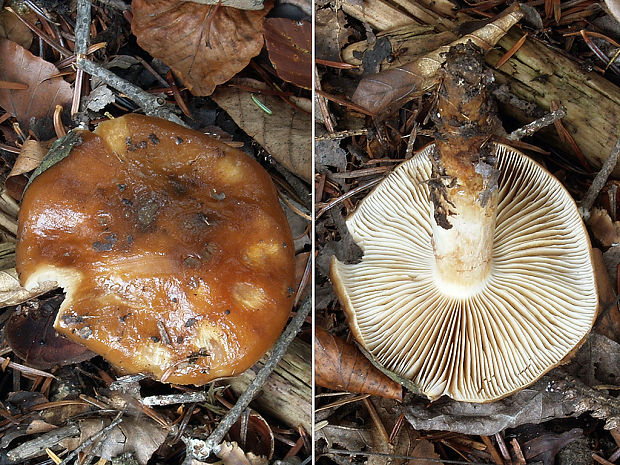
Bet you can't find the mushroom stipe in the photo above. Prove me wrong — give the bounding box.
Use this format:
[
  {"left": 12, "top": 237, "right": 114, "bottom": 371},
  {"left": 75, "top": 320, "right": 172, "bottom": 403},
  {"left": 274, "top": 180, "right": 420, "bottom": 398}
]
[
  {"left": 331, "top": 143, "right": 598, "bottom": 403},
  {"left": 16, "top": 114, "right": 296, "bottom": 385}
]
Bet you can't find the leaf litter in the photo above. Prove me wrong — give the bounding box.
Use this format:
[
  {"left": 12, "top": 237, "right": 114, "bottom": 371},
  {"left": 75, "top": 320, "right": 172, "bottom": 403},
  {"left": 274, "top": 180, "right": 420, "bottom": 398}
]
[
  {"left": 316, "top": 0, "right": 620, "bottom": 463},
  {"left": 0, "top": 0, "right": 311, "bottom": 463}
]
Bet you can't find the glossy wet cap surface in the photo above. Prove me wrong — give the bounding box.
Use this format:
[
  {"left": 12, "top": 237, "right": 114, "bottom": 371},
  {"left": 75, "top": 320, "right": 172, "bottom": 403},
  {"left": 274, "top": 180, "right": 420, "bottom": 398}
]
[{"left": 17, "top": 114, "right": 295, "bottom": 385}]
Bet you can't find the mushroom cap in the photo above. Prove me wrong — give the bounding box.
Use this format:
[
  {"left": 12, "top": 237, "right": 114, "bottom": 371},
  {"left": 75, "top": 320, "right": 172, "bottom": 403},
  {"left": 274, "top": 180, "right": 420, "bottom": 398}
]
[
  {"left": 16, "top": 114, "right": 295, "bottom": 385},
  {"left": 331, "top": 143, "right": 598, "bottom": 402}
]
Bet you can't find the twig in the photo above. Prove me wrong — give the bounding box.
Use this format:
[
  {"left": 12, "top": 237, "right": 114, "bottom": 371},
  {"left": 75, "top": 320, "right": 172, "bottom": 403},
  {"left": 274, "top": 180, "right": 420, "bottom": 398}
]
[
  {"left": 142, "top": 392, "right": 208, "bottom": 407},
  {"left": 73, "top": 0, "right": 184, "bottom": 125},
  {"left": 7, "top": 424, "right": 80, "bottom": 462},
  {"left": 481, "top": 436, "right": 503, "bottom": 465},
  {"left": 494, "top": 432, "right": 511, "bottom": 462},
  {"left": 363, "top": 398, "right": 390, "bottom": 445},
  {"left": 59, "top": 412, "right": 124, "bottom": 465},
  {"left": 77, "top": 59, "right": 185, "bottom": 126},
  {"left": 0, "top": 355, "right": 55, "bottom": 378},
  {"left": 325, "top": 449, "right": 499, "bottom": 464},
  {"left": 507, "top": 107, "right": 567, "bottom": 141},
  {"left": 579, "top": 136, "right": 620, "bottom": 219},
  {"left": 511, "top": 438, "right": 527, "bottom": 465},
  {"left": 316, "top": 177, "right": 383, "bottom": 219},
  {"left": 5, "top": 7, "right": 72, "bottom": 57},
  {"left": 315, "top": 129, "right": 368, "bottom": 141},
  {"left": 93, "top": 0, "right": 130, "bottom": 11},
  {"left": 279, "top": 191, "right": 311, "bottom": 220},
  {"left": 75, "top": 0, "right": 91, "bottom": 56},
  {"left": 72, "top": 0, "right": 91, "bottom": 115},
  {"left": 183, "top": 294, "right": 311, "bottom": 461},
  {"left": 315, "top": 66, "right": 335, "bottom": 132}
]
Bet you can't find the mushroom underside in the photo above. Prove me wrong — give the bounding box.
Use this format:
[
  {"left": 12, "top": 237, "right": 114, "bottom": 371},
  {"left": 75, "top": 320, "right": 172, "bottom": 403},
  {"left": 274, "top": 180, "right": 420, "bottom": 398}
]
[{"left": 332, "top": 143, "right": 597, "bottom": 403}]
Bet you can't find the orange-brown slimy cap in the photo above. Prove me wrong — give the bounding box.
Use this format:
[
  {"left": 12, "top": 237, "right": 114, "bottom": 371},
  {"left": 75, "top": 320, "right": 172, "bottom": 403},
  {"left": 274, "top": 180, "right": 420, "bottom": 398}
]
[{"left": 16, "top": 114, "right": 295, "bottom": 385}]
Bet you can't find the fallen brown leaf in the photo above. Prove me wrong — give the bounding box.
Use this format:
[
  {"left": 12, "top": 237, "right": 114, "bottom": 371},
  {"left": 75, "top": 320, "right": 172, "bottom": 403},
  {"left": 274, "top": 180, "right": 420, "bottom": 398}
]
[
  {"left": 4, "top": 295, "right": 96, "bottom": 370},
  {"left": 589, "top": 207, "right": 620, "bottom": 247},
  {"left": 6, "top": 138, "right": 48, "bottom": 199},
  {"left": 315, "top": 327, "right": 403, "bottom": 400},
  {"left": 229, "top": 410, "right": 274, "bottom": 460},
  {"left": 0, "top": 267, "right": 58, "bottom": 307},
  {"left": 407, "top": 439, "right": 443, "bottom": 465},
  {"left": 211, "top": 81, "right": 311, "bottom": 181},
  {"left": 592, "top": 248, "right": 620, "bottom": 344},
  {"left": 132, "top": 0, "right": 271, "bottom": 96},
  {"left": 62, "top": 418, "right": 168, "bottom": 465},
  {"left": 263, "top": 18, "right": 311, "bottom": 89},
  {"left": 0, "top": 39, "right": 73, "bottom": 137},
  {"left": 0, "top": 6, "right": 34, "bottom": 49},
  {"left": 315, "top": 7, "right": 351, "bottom": 62}
]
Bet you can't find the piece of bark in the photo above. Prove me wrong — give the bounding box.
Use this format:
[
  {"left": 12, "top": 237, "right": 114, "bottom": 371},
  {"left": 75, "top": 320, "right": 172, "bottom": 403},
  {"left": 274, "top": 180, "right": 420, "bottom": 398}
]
[
  {"left": 342, "top": 26, "right": 455, "bottom": 71},
  {"left": 340, "top": 0, "right": 418, "bottom": 31},
  {"left": 315, "top": 327, "right": 403, "bottom": 401},
  {"left": 226, "top": 337, "right": 311, "bottom": 433},
  {"left": 486, "top": 27, "right": 620, "bottom": 175}
]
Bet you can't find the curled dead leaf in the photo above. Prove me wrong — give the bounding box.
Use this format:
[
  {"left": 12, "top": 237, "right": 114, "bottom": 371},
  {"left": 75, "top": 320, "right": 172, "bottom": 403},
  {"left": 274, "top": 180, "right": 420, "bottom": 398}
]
[
  {"left": 229, "top": 411, "right": 274, "bottom": 460},
  {"left": 0, "top": 39, "right": 73, "bottom": 137},
  {"left": 211, "top": 81, "right": 311, "bottom": 181},
  {"left": 0, "top": 4, "right": 34, "bottom": 49},
  {"left": 315, "top": 327, "right": 403, "bottom": 400},
  {"left": 263, "top": 18, "right": 311, "bottom": 89},
  {"left": 0, "top": 267, "right": 58, "bottom": 307},
  {"left": 62, "top": 418, "right": 168, "bottom": 465},
  {"left": 589, "top": 207, "right": 620, "bottom": 247},
  {"left": 132, "top": 0, "right": 271, "bottom": 96},
  {"left": 6, "top": 139, "right": 48, "bottom": 200},
  {"left": 4, "top": 295, "right": 96, "bottom": 370}
]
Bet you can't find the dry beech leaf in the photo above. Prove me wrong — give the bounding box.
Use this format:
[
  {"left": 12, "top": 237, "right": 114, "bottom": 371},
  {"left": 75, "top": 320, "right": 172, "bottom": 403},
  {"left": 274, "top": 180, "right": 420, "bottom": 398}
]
[
  {"left": 0, "top": 268, "right": 57, "bottom": 307},
  {"left": 592, "top": 248, "right": 620, "bottom": 344},
  {"left": 229, "top": 411, "right": 274, "bottom": 460},
  {"left": 408, "top": 439, "right": 444, "bottom": 465},
  {"left": 588, "top": 207, "right": 620, "bottom": 247},
  {"left": 132, "top": 0, "right": 271, "bottom": 96},
  {"left": 62, "top": 418, "right": 168, "bottom": 465},
  {"left": 211, "top": 81, "right": 311, "bottom": 181},
  {"left": 217, "top": 442, "right": 252, "bottom": 465},
  {"left": 315, "top": 327, "right": 403, "bottom": 400},
  {"left": 4, "top": 295, "right": 96, "bottom": 370},
  {"left": 0, "top": 7, "right": 34, "bottom": 49},
  {"left": 6, "top": 138, "right": 48, "bottom": 199},
  {"left": 351, "top": 3, "right": 523, "bottom": 115},
  {"left": 315, "top": 8, "right": 351, "bottom": 61},
  {"left": 0, "top": 39, "right": 73, "bottom": 135},
  {"left": 263, "top": 18, "right": 311, "bottom": 90}
]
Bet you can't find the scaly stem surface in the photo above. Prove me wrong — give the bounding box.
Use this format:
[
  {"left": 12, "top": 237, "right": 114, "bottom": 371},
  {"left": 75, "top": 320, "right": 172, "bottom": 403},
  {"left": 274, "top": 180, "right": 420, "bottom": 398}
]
[{"left": 429, "top": 43, "right": 502, "bottom": 294}]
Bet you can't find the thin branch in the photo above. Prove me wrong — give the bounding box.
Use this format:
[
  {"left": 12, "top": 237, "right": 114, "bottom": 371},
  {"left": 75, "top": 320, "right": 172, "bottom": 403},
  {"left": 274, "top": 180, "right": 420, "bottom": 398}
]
[
  {"left": 507, "top": 107, "right": 567, "bottom": 141},
  {"left": 579, "top": 136, "right": 620, "bottom": 219},
  {"left": 76, "top": 58, "right": 186, "bottom": 126},
  {"left": 59, "top": 412, "right": 123, "bottom": 465},
  {"left": 325, "top": 448, "right": 497, "bottom": 464},
  {"left": 183, "top": 294, "right": 311, "bottom": 461},
  {"left": 75, "top": 0, "right": 91, "bottom": 56}
]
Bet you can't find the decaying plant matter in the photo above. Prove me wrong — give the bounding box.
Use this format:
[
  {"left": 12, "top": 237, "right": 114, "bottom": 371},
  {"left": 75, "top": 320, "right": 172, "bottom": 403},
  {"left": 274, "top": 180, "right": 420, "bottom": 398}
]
[{"left": 351, "top": 3, "right": 523, "bottom": 115}]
